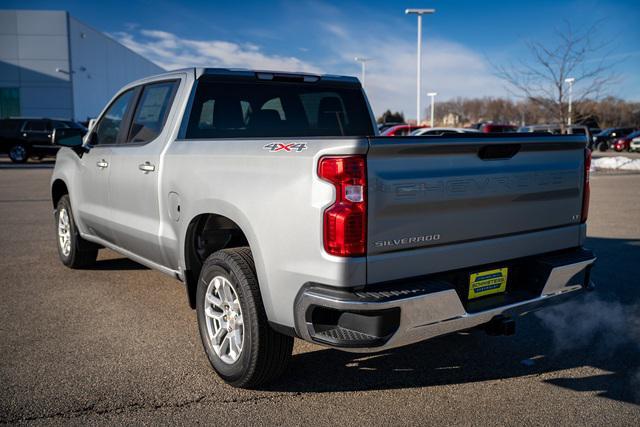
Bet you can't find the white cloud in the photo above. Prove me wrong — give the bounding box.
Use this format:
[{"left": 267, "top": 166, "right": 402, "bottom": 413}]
[
  {"left": 111, "top": 30, "right": 321, "bottom": 74},
  {"left": 112, "top": 10, "right": 507, "bottom": 121},
  {"left": 311, "top": 22, "right": 507, "bottom": 120}
]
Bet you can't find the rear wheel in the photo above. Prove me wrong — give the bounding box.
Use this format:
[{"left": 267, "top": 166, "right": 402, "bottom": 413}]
[
  {"left": 55, "top": 195, "right": 98, "bottom": 268},
  {"left": 596, "top": 142, "right": 608, "bottom": 152},
  {"left": 8, "top": 144, "right": 28, "bottom": 163},
  {"left": 196, "top": 247, "right": 293, "bottom": 388}
]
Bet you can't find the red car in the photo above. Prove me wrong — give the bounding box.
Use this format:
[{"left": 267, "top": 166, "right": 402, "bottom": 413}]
[
  {"left": 480, "top": 123, "right": 518, "bottom": 133},
  {"left": 381, "top": 124, "right": 427, "bottom": 136},
  {"left": 612, "top": 130, "right": 640, "bottom": 152}
]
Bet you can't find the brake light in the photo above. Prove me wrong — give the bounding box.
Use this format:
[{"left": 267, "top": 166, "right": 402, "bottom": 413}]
[
  {"left": 581, "top": 148, "right": 591, "bottom": 223},
  {"left": 318, "top": 156, "right": 367, "bottom": 257}
]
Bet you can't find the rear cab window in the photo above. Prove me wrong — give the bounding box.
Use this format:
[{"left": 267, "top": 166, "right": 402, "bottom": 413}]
[{"left": 184, "top": 77, "right": 373, "bottom": 139}]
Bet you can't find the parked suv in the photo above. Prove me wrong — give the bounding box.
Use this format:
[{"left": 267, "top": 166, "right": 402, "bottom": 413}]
[
  {"left": 0, "top": 117, "right": 86, "bottom": 163},
  {"left": 50, "top": 68, "right": 595, "bottom": 388}
]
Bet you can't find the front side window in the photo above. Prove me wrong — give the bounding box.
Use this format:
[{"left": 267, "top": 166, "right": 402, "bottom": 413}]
[
  {"left": 185, "top": 79, "right": 373, "bottom": 139},
  {"left": 93, "top": 89, "right": 135, "bottom": 145},
  {"left": 127, "top": 81, "right": 178, "bottom": 144}
]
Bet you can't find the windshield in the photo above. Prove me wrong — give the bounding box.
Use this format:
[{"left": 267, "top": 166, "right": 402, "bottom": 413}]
[{"left": 185, "top": 78, "right": 374, "bottom": 138}]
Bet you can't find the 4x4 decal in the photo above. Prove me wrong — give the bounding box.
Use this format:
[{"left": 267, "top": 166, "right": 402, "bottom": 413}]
[{"left": 263, "top": 143, "right": 307, "bottom": 152}]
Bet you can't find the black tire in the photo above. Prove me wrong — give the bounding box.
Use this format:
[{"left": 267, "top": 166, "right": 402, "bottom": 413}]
[
  {"left": 55, "top": 195, "right": 98, "bottom": 268},
  {"left": 196, "top": 247, "right": 293, "bottom": 388},
  {"left": 8, "top": 143, "right": 29, "bottom": 163},
  {"left": 596, "top": 142, "right": 608, "bottom": 152}
]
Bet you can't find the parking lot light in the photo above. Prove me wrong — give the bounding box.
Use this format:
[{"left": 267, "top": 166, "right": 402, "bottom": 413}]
[
  {"left": 354, "top": 57, "right": 371, "bottom": 89},
  {"left": 427, "top": 92, "right": 437, "bottom": 128},
  {"left": 565, "top": 77, "right": 575, "bottom": 126},
  {"left": 406, "top": 8, "right": 436, "bottom": 124}
]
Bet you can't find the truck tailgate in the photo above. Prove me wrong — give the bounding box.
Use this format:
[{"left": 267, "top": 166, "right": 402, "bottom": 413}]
[{"left": 366, "top": 134, "right": 587, "bottom": 277}]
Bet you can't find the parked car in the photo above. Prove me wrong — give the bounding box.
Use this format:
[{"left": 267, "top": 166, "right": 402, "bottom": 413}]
[
  {"left": 480, "top": 123, "right": 518, "bottom": 133},
  {"left": 377, "top": 122, "right": 404, "bottom": 133},
  {"left": 518, "top": 125, "right": 561, "bottom": 134},
  {"left": 50, "top": 68, "right": 595, "bottom": 388},
  {"left": 411, "top": 127, "right": 480, "bottom": 136},
  {"left": 612, "top": 130, "right": 640, "bottom": 152},
  {"left": 381, "top": 124, "right": 427, "bottom": 136},
  {"left": 0, "top": 117, "right": 86, "bottom": 163},
  {"left": 630, "top": 135, "right": 640, "bottom": 152},
  {"left": 592, "top": 127, "right": 635, "bottom": 152},
  {"left": 518, "top": 124, "right": 591, "bottom": 144}
]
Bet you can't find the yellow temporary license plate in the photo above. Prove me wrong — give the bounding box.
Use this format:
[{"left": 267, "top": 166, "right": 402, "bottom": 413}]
[{"left": 468, "top": 268, "right": 508, "bottom": 300}]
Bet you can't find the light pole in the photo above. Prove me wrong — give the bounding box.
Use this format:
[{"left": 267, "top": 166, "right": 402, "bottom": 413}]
[
  {"left": 406, "top": 8, "right": 435, "bottom": 124},
  {"left": 354, "top": 57, "right": 371, "bottom": 89},
  {"left": 427, "top": 92, "right": 437, "bottom": 127},
  {"left": 565, "top": 77, "right": 575, "bottom": 126}
]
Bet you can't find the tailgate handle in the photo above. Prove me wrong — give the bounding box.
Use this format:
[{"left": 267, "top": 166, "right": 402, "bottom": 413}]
[{"left": 478, "top": 144, "right": 521, "bottom": 160}]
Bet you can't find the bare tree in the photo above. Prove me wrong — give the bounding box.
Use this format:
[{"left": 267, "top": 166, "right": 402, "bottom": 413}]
[
  {"left": 494, "top": 21, "right": 620, "bottom": 130},
  {"left": 432, "top": 96, "right": 639, "bottom": 128}
]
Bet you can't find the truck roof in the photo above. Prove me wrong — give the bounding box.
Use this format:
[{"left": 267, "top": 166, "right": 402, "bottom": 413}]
[{"left": 136, "top": 67, "right": 360, "bottom": 85}]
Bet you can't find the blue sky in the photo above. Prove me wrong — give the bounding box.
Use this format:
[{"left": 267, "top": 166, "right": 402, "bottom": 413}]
[{"left": 6, "top": 0, "right": 640, "bottom": 118}]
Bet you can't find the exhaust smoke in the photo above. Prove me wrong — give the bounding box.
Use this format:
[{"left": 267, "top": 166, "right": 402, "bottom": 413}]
[{"left": 535, "top": 293, "right": 640, "bottom": 399}]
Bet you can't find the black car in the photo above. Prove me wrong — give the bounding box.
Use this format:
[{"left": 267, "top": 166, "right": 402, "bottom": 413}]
[
  {"left": 0, "top": 118, "right": 86, "bottom": 163},
  {"left": 592, "top": 127, "right": 635, "bottom": 152}
]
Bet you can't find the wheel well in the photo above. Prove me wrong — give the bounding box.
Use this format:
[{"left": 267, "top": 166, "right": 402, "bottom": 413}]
[
  {"left": 184, "top": 214, "right": 250, "bottom": 308},
  {"left": 51, "top": 179, "right": 68, "bottom": 209}
]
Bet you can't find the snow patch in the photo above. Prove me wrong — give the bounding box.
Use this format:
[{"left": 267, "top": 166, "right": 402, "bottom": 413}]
[{"left": 591, "top": 156, "right": 640, "bottom": 171}]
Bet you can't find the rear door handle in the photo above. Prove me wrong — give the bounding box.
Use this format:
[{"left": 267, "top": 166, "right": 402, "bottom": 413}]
[
  {"left": 138, "top": 162, "right": 156, "bottom": 173},
  {"left": 96, "top": 160, "right": 108, "bottom": 168}
]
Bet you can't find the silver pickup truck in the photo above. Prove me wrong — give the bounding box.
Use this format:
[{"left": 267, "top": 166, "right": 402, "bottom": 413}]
[{"left": 50, "top": 68, "right": 595, "bottom": 388}]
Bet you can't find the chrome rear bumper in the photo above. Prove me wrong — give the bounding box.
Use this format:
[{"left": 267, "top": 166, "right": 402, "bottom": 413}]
[{"left": 294, "top": 250, "right": 596, "bottom": 353}]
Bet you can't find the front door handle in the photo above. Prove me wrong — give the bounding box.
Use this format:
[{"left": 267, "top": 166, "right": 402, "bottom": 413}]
[
  {"left": 96, "top": 160, "right": 108, "bottom": 168},
  {"left": 138, "top": 162, "right": 156, "bottom": 173}
]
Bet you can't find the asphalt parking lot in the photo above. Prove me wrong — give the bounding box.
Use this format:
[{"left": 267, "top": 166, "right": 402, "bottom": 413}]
[{"left": 1, "top": 158, "right": 639, "bottom": 425}]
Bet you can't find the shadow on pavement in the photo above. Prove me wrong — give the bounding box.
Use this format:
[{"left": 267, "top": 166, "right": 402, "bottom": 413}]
[
  {"left": 266, "top": 236, "right": 639, "bottom": 405},
  {"left": 90, "top": 257, "right": 149, "bottom": 271}
]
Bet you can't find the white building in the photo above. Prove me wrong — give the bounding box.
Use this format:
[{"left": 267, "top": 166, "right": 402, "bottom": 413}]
[{"left": 0, "top": 10, "right": 164, "bottom": 121}]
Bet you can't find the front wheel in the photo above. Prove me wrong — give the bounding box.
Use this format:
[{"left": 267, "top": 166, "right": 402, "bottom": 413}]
[
  {"left": 196, "top": 247, "right": 293, "bottom": 388},
  {"left": 596, "top": 142, "right": 608, "bottom": 152},
  {"left": 8, "top": 144, "right": 29, "bottom": 163},
  {"left": 55, "top": 195, "right": 98, "bottom": 268}
]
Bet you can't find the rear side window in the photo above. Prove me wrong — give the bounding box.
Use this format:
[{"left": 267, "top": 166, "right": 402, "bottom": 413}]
[
  {"left": 127, "top": 81, "right": 178, "bottom": 144},
  {"left": 25, "top": 120, "right": 47, "bottom": 131},
  {"left": 185, "top": 79, "right": 373, "bottom": 138}
]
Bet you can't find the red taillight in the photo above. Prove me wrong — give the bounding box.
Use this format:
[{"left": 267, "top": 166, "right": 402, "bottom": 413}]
[
  {"left": 582, "top": 148, "right": 591, "bottom": 223},
  {"left": 318, "top": 156, "right": 367, "bottom": 257}
]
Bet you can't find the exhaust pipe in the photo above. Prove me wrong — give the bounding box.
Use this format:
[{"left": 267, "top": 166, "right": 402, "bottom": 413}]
[{"left": 485, "top": 315, "right": 516, "bottom": 336}]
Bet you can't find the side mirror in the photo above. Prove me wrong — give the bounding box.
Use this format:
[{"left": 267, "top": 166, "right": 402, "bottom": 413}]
[{"left": 52, "top": 128, "right": 85, "bottom": 148}]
